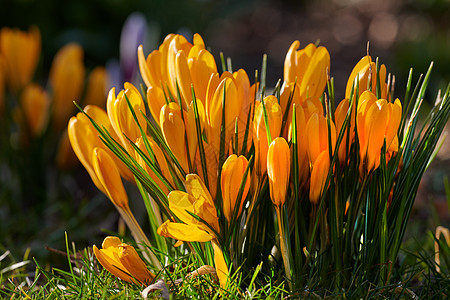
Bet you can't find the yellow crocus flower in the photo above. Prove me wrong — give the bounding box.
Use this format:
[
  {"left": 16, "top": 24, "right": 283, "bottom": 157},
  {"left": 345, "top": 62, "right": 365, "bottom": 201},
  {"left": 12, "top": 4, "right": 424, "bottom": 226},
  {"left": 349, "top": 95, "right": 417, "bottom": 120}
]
[
  {"left": 345, "top": 55, "right": 388, "bottom": 101},
  {"left": 253, "top": 95, "right": 283, "bottom": 176},
  {"left": 135, "top": 136, "right": 174, "bottom": 195},
  {"left": 0, "top": 26, "right": 41, "bottom": 92},
  {"left": 267, "top": 137, "right": 291, "bottom": 207},
  {"left": 157, "top": 174, "right": 219, "bottom": 242},
  {"left": 306, "top": 112, "right": 336, "bottom": 165},
  {"left": 68, "top": 105, "right": 133, "bottom": 187},
  {"left": 160, "top": 102, "right": 190, "bottom": 173},
  {"left": 16, "top": 83, "right": 50, "bottom": 138},
  {"left": 309, "top": 150, "right": 331, "bottom": 204},
  {"left": 138, "top": 33, "right": 215, "bottom": 108},
  {"left": 206, "top": 73, "right": 240, "bottom": 153},
  {"left": 106, "top": 83, "right": 147, "bottom": 156},
  {"left": 357, "top": 91, "right": 388, "bottom": 173},
  {"left": 49, "top": 43, "right": 85, "bottom": 131},
  {"left": 92, "top": 147, "right": 129, "bottom": 210},
  {"left": 221, "top": 154, "right": 250, "bottom": 222},
  {"left": 283, "top": 41, "right": 330, "bottom": 100},
  {"left": 335, "top": 98, "right": 355, "bottom": 164},
  {"left": 93, "top": 236, "right": 154, "bottom": 285},
  {"left": 288, "top": 104, "right": 310, "bottom": 187},
  {"left": 83, "top": 66, "right": 109, "bottom": 108}
]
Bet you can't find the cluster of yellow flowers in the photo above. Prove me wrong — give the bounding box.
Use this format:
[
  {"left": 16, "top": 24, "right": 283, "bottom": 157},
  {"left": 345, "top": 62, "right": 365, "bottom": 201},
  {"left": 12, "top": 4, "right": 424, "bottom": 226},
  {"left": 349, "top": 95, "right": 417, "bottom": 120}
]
[
  {"left": 68, "top": 32, "right": 404, "bottom": 288},
  {"left": 0, "top": 27, "right": 108, "bottom": 167}
]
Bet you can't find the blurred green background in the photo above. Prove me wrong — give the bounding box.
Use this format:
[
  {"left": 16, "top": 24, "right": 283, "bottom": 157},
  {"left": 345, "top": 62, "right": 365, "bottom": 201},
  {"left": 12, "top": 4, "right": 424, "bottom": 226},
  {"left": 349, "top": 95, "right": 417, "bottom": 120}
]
[{"left": 0, "top": 0, "right": 448, "bottom": 270}]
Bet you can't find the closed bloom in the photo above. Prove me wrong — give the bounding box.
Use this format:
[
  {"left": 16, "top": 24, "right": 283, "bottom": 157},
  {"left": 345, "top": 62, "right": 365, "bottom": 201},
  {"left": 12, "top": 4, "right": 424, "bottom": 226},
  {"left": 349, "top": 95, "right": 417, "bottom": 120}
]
[
  {"left": 306, "top": 112, "right": 336, "bottom": 165},
  {"left": 68, "top": 105, "right": 133, "bottom": 191},
  {"left": 83, "top": 66, "right": 109, "bottom": 108},
  {"left": 335, "top": 98, "right": 355, "bottom": 164},
  {"left": 49, "top": 43, "right": 85, "bottom": 130},
  {"left": 309, "top": 150, "right": 330, "bottom": 204},
  {"left": 221, "top": 154, "right": 250, "bottom": 222},
  {"left": 16, "top": 83, "right": 50, "bottom": 138},
  {"left": 205, "top": 73, "right": 240, "bottom": 152},
  {"left": 267, "top": 137, "right": 291, "bottom": 207},
  {"left": 288, "top": 104, "right": 310, "bottom": 187},
  {"left": 158, "top": 174, "right": 219, "bottom": 242},
  {"left": 283, "top": 41, "right": 330, "bottom": 101},
  {"left": 346, "top": 55, "right": 388, "bottom": 101},
  {"left": 0, "top": 27, "right": 41, "bottom": 92},
  {"left": 92, "top": 147, "right": 129, "bottom": 209},
  {"left": 253, "top": 95, "right": 283, "bottom": 176},
  {"left": 160, "top": 102, "right": 190, "bottom": 173},
  {"left": 356, "top": 91, "right": 401, "bottom": 173},
  {"left": 93, "top": 236, "right": 154, "bottom": 285},
  {"left": 135, "top": 136, "right": 174, "bottom": 195},
  {"left": 107, "top": 83, "right": 147, "bottom": 157}
]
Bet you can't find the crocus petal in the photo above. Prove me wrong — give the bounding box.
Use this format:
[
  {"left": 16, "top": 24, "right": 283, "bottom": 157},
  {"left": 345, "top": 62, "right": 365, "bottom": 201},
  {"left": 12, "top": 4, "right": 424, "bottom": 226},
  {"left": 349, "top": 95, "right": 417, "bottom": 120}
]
[
  {"left": 309, "top": 150, "right": 330, "bottom": 204},
  {"left": 157, "top": 220, "right": 214, "bottom": 242},
  {"left": 92, "top": 147, "right": 129, "bottom": 209},
  {"left": 221, "top": 154, "right": 250, "bottom": 222},
  {"left": 118, "top": 243, "right": 155, "bottom": 285},
  {"left": 212, "top": 241, "right": 229, "bottom": 288},
  {"left": 267, "top": 137, "right": 291, "bottom": 206}
]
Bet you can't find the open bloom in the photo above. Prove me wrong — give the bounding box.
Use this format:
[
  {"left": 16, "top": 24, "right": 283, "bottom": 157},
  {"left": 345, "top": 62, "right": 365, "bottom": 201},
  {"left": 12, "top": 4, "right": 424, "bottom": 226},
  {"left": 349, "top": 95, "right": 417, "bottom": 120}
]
[
  {"left": 93, "top": 236, "right": 154, "bottom": 285},
  {"left": 267, "top": 137, "right": 291, "bottom": 207},
  {"left": 158, "top": 174, "right": 219, "bottom": 242},
  {"left": 0, "top": 27, "right": 41, "bottom": 92}
]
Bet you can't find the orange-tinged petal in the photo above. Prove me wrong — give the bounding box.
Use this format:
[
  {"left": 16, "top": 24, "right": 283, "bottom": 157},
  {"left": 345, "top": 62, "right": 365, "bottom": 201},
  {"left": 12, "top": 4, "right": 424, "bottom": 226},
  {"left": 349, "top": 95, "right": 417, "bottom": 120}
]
[
  {"left": 309, "top": 150, "right": 330, "bottom": 204},
  {"left": 92, "top": 147, "right": 129, "bottom": 209},
  {"left": 147, "top": 86, "right": 167, "bottom": 123},
  {"left": 385, "top": 98, "right": 402, "bottom": 147},
  {"left": 253, "top": 96, "right": 283, "bottom": 175},
  {"left": 299, "top": 46, "right": 330, "bottom": 99},
  {"left": 283, "top": 40, "right": 300, "bottom": 84},
  {"left": 49, "top": 43, "right": 85, "bottom": 130},
  {"left": 0, "top": 26, "right": 41, "bottom": 92},
  {"left": 306, "top": 113, "right": 336, "bottom": 165},
  {"left": 135, "top": 137, "right": 173, "bottom": 194},
  {"left": 160, "top": 102, "right": 189, "bottom": 173},
  {"left": 20, "top": 83, "right": 50, "bottom": 136},
  {"left": 212, "top": 241, "right": 229, "bottom": 288},
  {"left": 157, "top": 220, "right": 214, "bottom": 242},
  {"left": 118, "top": 243, "right": 154, "bottom": 285},
  {"left": 83, "top": 66, "right": 109, "bottom": 108},
  {"left": 221, "top": 154, "right": 250, "bottom": 222},
  {"left": 267, "top": 137, "right": 290, "bottom": 206},
  {"left": 94, "top": 244, "right": 134, "bottom": 283},
  {"left": 175, "top": 50, "right": 193, "bottom": 109}
]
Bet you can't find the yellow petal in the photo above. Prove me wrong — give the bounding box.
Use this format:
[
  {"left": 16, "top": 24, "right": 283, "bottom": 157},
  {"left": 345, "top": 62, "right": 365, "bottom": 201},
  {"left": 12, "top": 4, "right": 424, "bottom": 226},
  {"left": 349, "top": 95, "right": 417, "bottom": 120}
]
[
  {"left": 92, "top": 147, "right": 129, "bottom": 209},
  {"left": 267, "top": 137, "right": 290, "bottom": 206},
  {"left": 118, "top": 243, "right": 154, "bottom": 285},
  {"left": 212, "top": 241, "right": 229, "bottom": 288},
  {"left": 93, "top": 238, "right": 134, "bottom": 283},
  {"left": 157, "top": 220, "right": 213, "bottom": 242},
  {"left": 221, "top": 154, "right": 250, "bottom": 222},
  {"left": 309, "top": 150, "right": 330, "bottom": 204},
  {"left": 168, "top": 190, "right": 196, "bottom": 225}
]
